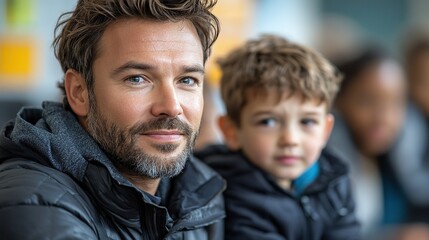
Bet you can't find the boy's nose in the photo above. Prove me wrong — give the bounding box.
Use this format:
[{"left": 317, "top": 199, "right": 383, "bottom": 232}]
[
  {"left": 150, "top": 83, "right": 183, "bottom": 118},
  {"left": 278, "top": 126, "right": 299, "bottom": 147}
]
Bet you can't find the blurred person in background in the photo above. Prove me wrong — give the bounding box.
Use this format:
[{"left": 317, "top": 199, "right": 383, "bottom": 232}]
[
  {"left": 385, "top": 28, "right": 429, "bottom": 226},
  {"left": 327, "top": 46, "right": 429, "bottom": 239},
  {"left": 405, "top": 32, "right": 429, "bottom": 119}
]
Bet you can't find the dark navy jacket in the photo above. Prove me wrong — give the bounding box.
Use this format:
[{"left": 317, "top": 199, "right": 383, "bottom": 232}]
[{"left": 196, "top": 145, "right": 360, "bottom": 240}]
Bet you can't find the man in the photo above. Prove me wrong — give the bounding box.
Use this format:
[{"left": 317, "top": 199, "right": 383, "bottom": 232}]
[{"left": 0, "top": 0, "right": 225, "bottom": 239}]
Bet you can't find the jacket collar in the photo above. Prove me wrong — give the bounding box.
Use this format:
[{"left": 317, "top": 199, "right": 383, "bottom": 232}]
[
  {"left": 198, "top": 146, "right": 348, "bottom": 196},
  {"left": 291, "top": 161, "right": 320, "bottom": 196},
  {"left": 303, "top": 149, "right": 349, "bottom": 194}
]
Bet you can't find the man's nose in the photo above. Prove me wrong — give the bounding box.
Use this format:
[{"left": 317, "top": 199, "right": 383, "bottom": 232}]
[{"left": 150, "top": 83, "right": 183, "bottom": 118}]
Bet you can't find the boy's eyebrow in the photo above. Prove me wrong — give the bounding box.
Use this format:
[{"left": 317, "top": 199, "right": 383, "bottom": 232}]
[
  {"left": 251, "top": 111, "right": 275, "bottom": 117},
  {"left": 110, "top": 61, "right": 205, "bottom": 77},
  {"left": 300, "top": 110, "right": 325, "bottom": 116}
]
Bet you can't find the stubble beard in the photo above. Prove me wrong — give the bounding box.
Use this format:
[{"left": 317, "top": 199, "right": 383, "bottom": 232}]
[{"left": 86, "top": 101, "right": 198, "bottom": 179}]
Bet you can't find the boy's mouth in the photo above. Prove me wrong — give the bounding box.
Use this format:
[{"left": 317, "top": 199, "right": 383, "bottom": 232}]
[{"left": 275, "top": 156, "right": 300, "bottom": 165}]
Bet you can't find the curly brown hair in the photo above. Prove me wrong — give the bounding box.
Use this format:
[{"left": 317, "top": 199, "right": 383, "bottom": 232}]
[
  {"left": 53, "top": 0, "right": 219, "bottom": 109},
  {"left": 218, "top": 35, "right": 342, "bottom": 125}
]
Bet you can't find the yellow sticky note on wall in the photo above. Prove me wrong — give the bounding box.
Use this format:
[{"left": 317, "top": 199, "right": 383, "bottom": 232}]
[{"left": 0, "top": 37, "right": 38, "bottom": 87}]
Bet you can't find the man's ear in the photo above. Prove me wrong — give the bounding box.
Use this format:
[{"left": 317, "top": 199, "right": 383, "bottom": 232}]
[
  {"left": 64, "top": 69, "right": 90, "bottom": 117},
  {"left": 218, "top": 116, "right": 241, "bottom": 150},
  {"left": 323, "top": 113, "right": 335, "bottom": 145}
]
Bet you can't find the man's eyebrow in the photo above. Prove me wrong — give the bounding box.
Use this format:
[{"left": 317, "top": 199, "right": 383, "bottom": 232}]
[
  {"left": 111, "top": 61, "right": 155, "bottom": 77},
  {"left": 182, "top": 64, "right": 205, "bottom": 75},
  {"left": 110, "top": 62, "right": 205, "bottom": 77}
]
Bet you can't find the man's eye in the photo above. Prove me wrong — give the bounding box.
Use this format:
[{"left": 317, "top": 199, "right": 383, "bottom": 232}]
[
  {"left": 179, "top": 77, "right": 197, "bottom": 86},
  {"left": 126, "top": 76, "right": 146, "bottom": 84}
]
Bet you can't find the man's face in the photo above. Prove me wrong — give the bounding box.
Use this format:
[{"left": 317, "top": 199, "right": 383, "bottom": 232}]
[
  {"left": 87, "top": 18, "right": 204, "bottom": 178},
  {"left": 233, "top": 91, "right": 333, "bottom": 188}
]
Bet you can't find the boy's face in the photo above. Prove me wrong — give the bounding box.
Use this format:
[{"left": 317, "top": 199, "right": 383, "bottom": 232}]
[{"left": 223, "top": 90, "right": 334, "bottom": 188}]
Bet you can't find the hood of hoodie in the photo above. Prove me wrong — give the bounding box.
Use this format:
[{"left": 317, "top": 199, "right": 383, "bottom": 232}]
[
  {"left": 0, "top": 102, "right": 225, "bottom": 225},
  {"left": 0, "top": 101, "right": 131, "bottom": 183}
]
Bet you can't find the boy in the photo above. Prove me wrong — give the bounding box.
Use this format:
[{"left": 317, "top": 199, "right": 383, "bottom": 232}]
[{"left": 196, "top": 35, "right": 361, "bottom": 239}]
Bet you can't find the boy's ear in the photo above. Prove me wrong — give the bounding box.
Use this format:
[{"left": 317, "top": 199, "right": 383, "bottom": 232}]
[
  {"left": 64, "top": 69, "right": 90, "bottom": 117},
  {"left": 218, "top": 116, "right": 241, "bottom": 150},
  {"left": 323, "top": 113, "right": 335, "bottom": 144}
]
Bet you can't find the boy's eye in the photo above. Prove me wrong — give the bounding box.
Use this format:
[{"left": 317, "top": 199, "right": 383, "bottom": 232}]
[
  {"left": 258, "top": 118, "right": 277, "bottom": 127},
  {"left": 179, "top": 77, "right": 198, "bottom": 86},
  {"left": 126, "top": 76, "right": 147, "bottom": 85},
  {"left": 301, "top": 118, "right": 318, "bottom": 126}
]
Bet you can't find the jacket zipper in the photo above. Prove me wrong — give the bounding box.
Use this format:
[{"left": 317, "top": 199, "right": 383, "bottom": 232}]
[
  {"left": 142, "top": 206, "right": 159, "bottom": 240},
  {"left": 300, "top": 195, "right": 314, "bottom": 240}
]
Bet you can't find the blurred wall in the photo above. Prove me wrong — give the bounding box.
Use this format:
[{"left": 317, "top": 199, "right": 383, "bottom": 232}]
[
  {"left": 0, "top": 0, "right": 76, "bottom": 125},
  {"left": 0, "top": 0, "right": 76, "bottom": 103},
  {"left": 251, "top": 0, "right": 320, "bottom": 47},
  {"left": 321, "top": 0, "right": 407, "bottom": 52}
]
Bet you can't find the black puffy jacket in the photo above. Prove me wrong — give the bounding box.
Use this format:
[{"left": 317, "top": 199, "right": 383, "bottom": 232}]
[
  {"left": 196, "top": 145, "right": 361, "bottom": 240},
  {"left": 0, "top": 102, "right": 225, "bottom": 240}
]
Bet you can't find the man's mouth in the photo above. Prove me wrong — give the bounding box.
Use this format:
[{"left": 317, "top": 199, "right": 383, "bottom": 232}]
[{"left": 141, "top": 130, "right": 184, "bottom": 142}]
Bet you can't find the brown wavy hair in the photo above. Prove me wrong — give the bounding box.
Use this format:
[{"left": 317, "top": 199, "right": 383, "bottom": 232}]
[
  {"left": 218, "top": 35, "right": 342, "bottom": 125},
  {"left": 53, "top": 0, "right": 219, "bottom": 109}
]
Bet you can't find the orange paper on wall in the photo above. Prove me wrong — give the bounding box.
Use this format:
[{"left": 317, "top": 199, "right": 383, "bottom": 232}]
[{"left": 0, "top": 37, "right": 39, "bottom": 88}]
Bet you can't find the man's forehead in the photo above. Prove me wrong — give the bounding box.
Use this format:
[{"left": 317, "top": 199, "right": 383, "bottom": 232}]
[
  {"left": 96, "top": 18, "right": 204, "bottom": 64},
  {"left": 103, "top": 18, "right": 201, "bottom": 46},
  {"left": 130, "top": 40, "right": 202, "bottom": 52}
]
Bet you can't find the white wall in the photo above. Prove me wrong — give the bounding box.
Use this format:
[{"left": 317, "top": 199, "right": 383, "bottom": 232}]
[{"left": 250, "top": 0, "right": 321, "bottom": 47}]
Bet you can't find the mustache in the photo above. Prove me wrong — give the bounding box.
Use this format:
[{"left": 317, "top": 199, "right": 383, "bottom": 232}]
[{"left": 130, "top": 117, "right": 193, "bottom": 136}]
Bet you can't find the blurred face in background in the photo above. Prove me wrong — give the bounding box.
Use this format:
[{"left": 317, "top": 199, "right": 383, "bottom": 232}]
[
  {"left": 336, "top": 60, "right": 406, "bottom": 158},
  {"left": 408, "top": 50, "right": 429, "bottom": 118}
]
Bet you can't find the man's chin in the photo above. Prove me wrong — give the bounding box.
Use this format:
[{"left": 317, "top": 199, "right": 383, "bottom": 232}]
[
  {"left": 116, "top": 150, "right": 189, "bottom": 179},
  {"left": 142, "top": 142, "right": 185, "bottom": 154}
]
